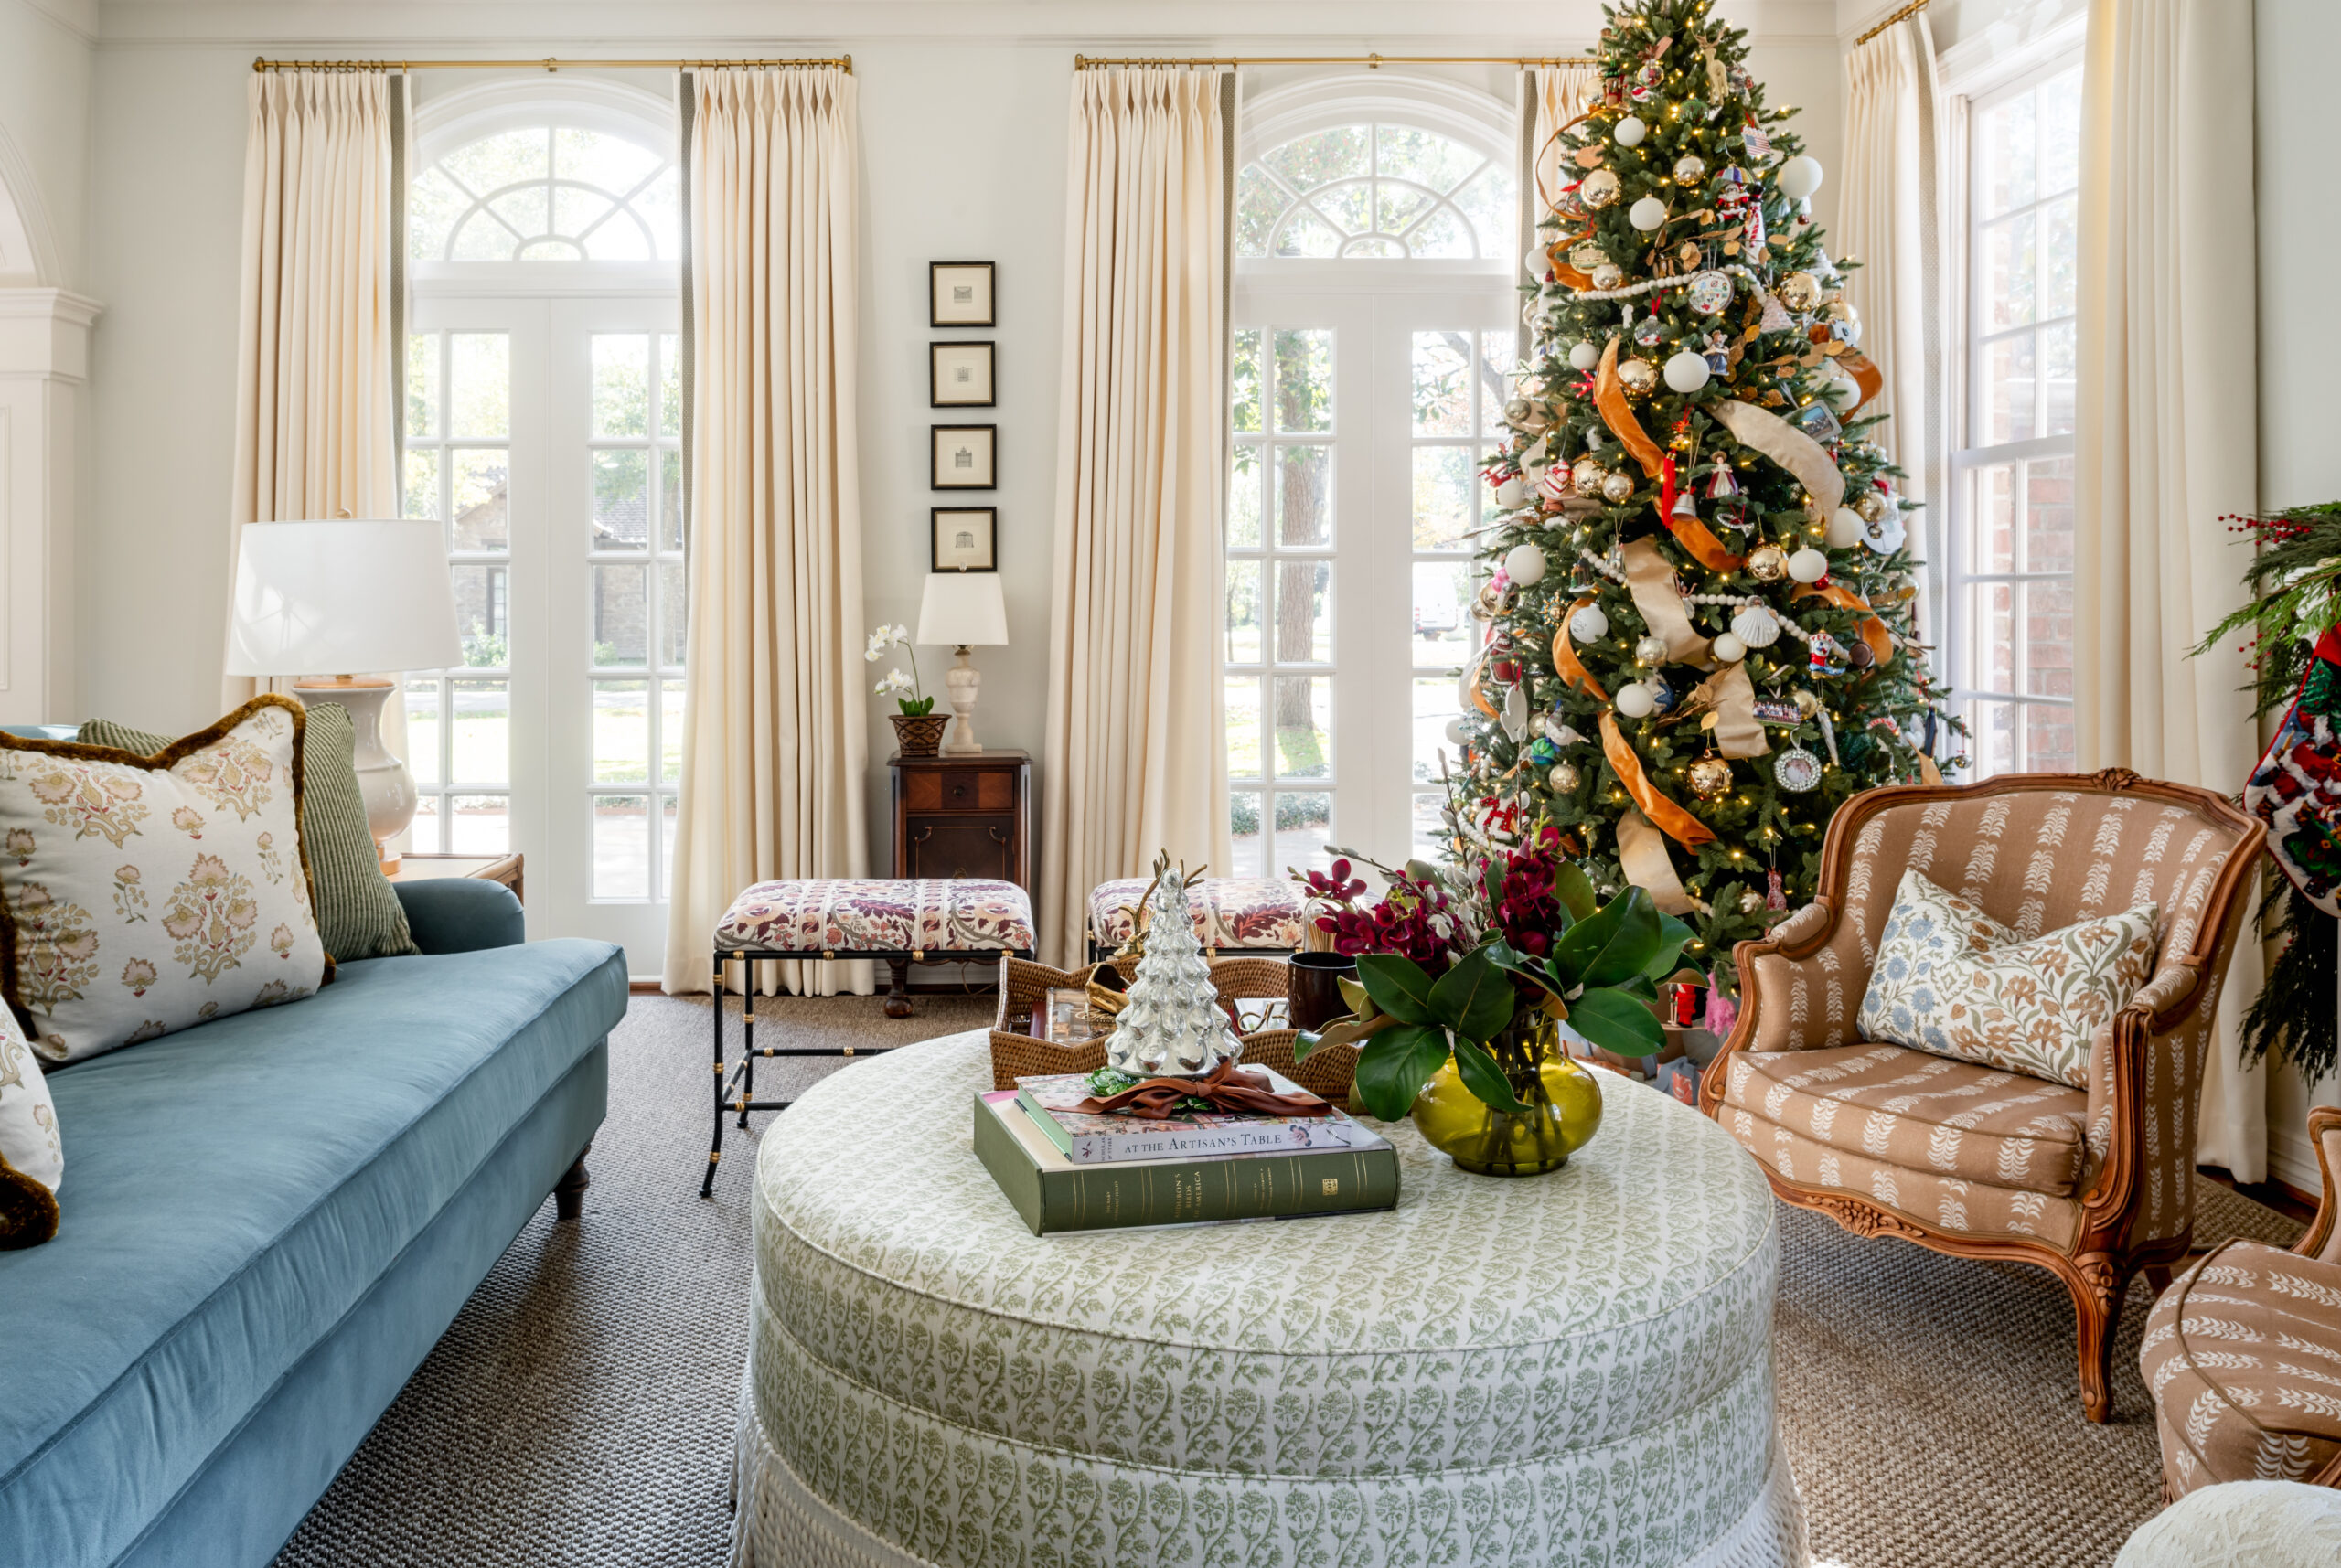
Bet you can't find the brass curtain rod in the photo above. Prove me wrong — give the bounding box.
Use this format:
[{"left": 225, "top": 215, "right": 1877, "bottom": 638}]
[
  {"left": 252, "top": 56, "right": 851, "bottom": 74},
  {"left": 1851, "top": 0, "right": 1931, "bottom": 48},
  {"left": 1074, "top": 52, "right": 1597, "bottom": 69}
]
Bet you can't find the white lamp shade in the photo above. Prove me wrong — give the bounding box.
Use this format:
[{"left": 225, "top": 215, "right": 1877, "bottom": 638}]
[
  {"left": 915, "top": 571, "right": 1010, "bottom": 647},
  {"left": 225, "top": 519, "right": 465, "bottom": 677}
]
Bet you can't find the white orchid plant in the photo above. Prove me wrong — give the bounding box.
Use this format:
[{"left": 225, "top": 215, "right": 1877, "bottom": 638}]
[{"left": 864, "top": 624, "right": 935, "bottom": 716}]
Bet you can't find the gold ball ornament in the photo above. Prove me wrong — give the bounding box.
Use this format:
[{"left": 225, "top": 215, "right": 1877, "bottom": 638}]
[
  {"left": 1739, "top": 890, "right": 1766, "bottom": 914},
  {"left": 1548, "top": 762, "right": 1582, "bottom": 794},
  {"left": 1581, "top": 168, "right": 1622, "bottom": 208},
  {"left": 1601, "top": 471, "right": 1638, "bottom": 504},
  {"left": 1748, "top": 543, "right": 1790, "bottom": 581},
  {"left": 1569, "top": 241, "right": 1608, "bottom": 272},
  {"left": 1687, "top": 756, "right": 1733, "bottom": 799},
  {"left": 1619, "top": 357, "right": 1659, "bottom": 393},
  {"left": 1633, "top": 634, "right": 1670, "bottom": 665},
  {"left": 1571, "top": 457, "right": 1609, "bottom": 493},
  {"left": 1779, "top": 271, "right": 1823, "bottom": 312},
  {"left": 1673, "top": 153, "right": 1707, "bottom": 183},
  {"left": 1855, "top": 490, "right": 1890, "bottom": 523},
  {"left": 1590, "top": 262, "right": 1626, "bottom": 291}
]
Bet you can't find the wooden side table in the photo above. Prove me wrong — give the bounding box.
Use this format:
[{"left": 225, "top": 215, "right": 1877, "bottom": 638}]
[
  {"left": 889, "top": 750, "right": 1030, "bottom": 889},
  {"left": 383, "top": 851, "right": 525, "bottom": 904}
]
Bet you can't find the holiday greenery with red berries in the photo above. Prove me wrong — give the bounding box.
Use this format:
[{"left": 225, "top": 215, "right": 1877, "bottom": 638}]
[{"left": 1441, "top": 0, "right": 1962, "bottom": 982}]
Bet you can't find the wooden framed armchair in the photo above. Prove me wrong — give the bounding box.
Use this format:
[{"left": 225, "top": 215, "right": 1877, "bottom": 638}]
[{"left": 1699, "top": 769, "right": 2265, "bottom": 1422}]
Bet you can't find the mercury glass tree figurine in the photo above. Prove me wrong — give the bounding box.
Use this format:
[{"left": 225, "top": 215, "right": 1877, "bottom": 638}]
[{"left": 1105, "top": 869, "right": 1239, "bottom": 1077}]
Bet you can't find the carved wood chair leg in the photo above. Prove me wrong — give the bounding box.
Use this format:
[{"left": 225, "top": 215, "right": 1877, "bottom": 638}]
[
  {"left": 554, "top": 1146, "right": 592, "bottom": 1221},
  {"left": 2070, "top": 1258, "right": 2133, "bottom": 1424}
]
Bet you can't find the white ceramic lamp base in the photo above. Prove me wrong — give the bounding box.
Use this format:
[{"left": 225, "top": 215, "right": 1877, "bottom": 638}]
[
  {"left": 944, "top": 648, "right": 985, "bottom": 754},
  {"left": 292, "top": 677, "right": 418, "bottom": 869}
]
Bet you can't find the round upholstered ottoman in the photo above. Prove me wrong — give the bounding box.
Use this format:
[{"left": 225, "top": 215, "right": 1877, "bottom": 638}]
[{"left": 732, "top": 1032, "right": 1806, "bottom": 1568}]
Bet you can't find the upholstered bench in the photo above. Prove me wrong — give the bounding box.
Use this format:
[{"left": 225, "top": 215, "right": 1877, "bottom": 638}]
[
  {"left": 1086, "top": 875, "right": 1305, "bottom": 959},
  {"left": 2141, "top": 1107, "right": 2341, "bottom": 1499},
  {"left": 700, "top": 878, "right": 1034, "bottom": 1195}
]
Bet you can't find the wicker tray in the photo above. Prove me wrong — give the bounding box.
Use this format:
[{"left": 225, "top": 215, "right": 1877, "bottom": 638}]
[{"left": 989, "top": 955, "right": 1356, "bottom": 1101}]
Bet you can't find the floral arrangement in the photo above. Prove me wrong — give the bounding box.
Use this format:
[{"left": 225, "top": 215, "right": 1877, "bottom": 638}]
[
  {"left": 1297, "top": 854, "right": 1465, "bottom": 965},
  {"left": 863, "top": 623, "right": 934, "bottom": 715}
]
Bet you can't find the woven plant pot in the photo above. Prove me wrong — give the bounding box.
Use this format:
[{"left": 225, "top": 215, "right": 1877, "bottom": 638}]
[{"left": 890, "top": 712, "right": 948, "bottom": 758}]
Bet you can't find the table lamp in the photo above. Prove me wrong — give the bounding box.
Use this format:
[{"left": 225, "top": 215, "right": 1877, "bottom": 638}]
[
  {"left": 915, "top": 572, "right": 1010, "bottom": 755},
  {"left": 225, "top": 519, "right": 464, "bottom": 867}
]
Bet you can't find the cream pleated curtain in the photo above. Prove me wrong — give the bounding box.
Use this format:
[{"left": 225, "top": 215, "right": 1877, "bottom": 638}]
[
  {"left": 662, "top": 68, "right": 870, "bottom": 997},
  {"left": 224, "top": 69, "right": 399, "bottom": 708},
  {"left": 1838, "top": 16, "right": 1943, "bottom": 528},
  {"left": 1520, "top": 64, "right": 1601, "bottom": 286},
  {"left": 1037, "top": 68, "right": 1232, "bottom": 967},
  {"left": 2074, "top": 0, "right": 2266, "bottom": 1179}
]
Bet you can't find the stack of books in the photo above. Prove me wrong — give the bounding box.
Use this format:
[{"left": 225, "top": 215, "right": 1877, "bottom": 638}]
[{"left": 973, "top": 1068, "right": 1399, "bottom": 1235}]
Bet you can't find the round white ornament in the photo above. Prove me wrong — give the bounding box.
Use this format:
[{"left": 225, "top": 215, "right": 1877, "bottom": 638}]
[
  {"left": 1826, "top": 507, "right": 1865, "bottom": 549},
  {"left": 1629, "top": 197, "right": 1668, "bottom": 232},
  {"left": 1787, "top": 548, "right": 1830, "bottom": 584},
  {"left": 1615, "top": 115, "right": 1647, "bottom": 147},
  {"left": 1663, "top": 350, "right": 1712, "bottom": 394},
  {"left": 1730, "top": 605, "right": 1781, "bottom": 647},
  {"left": 1777, "top": 155, "right": 1824, "bottom": 201},
  {"left": 1569, "top": 603, "right": 1610, "bottom": 642},
  {"left": 1615, "top": 683, "right": 1657, "bottom": 720},
  {"left": 1820, "top": 373, "right": 1860, "bottom": 411},
  {"left": 1711, "top": 632, "right": 1747, "bottom": 663},
  {"left": 1524, "top": 246, "right": 1553, "bottom": 277},
  {"left": 1688, "top": 270, "right": 1735, "bottom": 315},
  {"left": 1774, "top": 745, "right": 1823, "bottom": 793},
  {"left": 1569, "top": 340, "right": 1600, "bottom": 371},
  {"left": 1504, "top": 542, "right": 1548, "bottom": 586},
  {"left": 1495, "top": 475, "right": 1529, "bottom": 509},
  {"left": 1443, "top": 717, "right": 1470, "bottom": 745}
]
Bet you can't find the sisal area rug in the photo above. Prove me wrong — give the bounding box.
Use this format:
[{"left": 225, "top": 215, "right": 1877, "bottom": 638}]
[{"left": 273, "top": 995, "right": 2302, "bottom": 1568}]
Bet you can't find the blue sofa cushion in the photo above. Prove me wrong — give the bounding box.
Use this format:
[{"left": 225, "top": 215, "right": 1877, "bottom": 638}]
[{"left": 0, "top": 938, "right": 626, "bottom": 1568}]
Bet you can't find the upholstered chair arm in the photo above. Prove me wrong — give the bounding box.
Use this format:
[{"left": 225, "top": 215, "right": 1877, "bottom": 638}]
[
  {"left": 2299, "top": 1106, "right": 2341, "bottom": 1264},
  {"left": 1699, "top": 899, "right": 1873, "bottom": 1114},
  {"left": 2074, "top": 955, "right": 2223, "bottom": 1255}
]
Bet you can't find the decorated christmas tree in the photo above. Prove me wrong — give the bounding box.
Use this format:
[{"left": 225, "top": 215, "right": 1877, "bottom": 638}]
[
  {"left": 1105, "top": 869, "right": 1240, "bottom": 1077},
  {"left": 1446, "top": 0, "right": 1962, "bottom": 979}
]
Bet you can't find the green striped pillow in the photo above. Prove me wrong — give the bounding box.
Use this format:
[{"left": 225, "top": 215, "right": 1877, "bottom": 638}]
[{"left": 80, "top": 703, "right": 420, "bottom": 963}]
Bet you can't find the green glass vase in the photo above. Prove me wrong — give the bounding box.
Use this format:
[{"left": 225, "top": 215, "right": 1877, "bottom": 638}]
[{"left": 1409, "top": 1012, "right": 1604, "bottom": 1177}]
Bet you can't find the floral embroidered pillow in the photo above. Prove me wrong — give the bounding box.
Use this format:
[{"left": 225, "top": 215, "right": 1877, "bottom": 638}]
[
  {"left": 0, "top": 1003, "right": 60, "bottom": 1246},
  {"left": 0, "top": 696, "right": 329, "bottom": 1064},
  {"left": 1856, "top": 869, "right": 2160, "bottom": 1088}
]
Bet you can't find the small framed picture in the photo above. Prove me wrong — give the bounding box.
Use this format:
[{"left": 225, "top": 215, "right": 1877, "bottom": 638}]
[
  {"left": 932, "top": 507, "right": 998, "bottom": 571},
  {"left": 929, "top": 342, "right": 996, "bottom": 407},
  {"left": 931, "top": 425, "right": 997, "bottom": 490},
  {"left": 930, "top": 261, "right": 996, "bottom": 327}
]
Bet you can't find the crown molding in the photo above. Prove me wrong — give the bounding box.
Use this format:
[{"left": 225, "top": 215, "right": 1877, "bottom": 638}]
[{"left": 94, "top": 0, "right": 1842, "bottom": 48}]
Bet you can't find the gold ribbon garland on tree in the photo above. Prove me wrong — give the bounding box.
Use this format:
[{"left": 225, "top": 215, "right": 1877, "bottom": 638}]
[
  {"left": 1552, "top": 595, "right": 1611, "bottom": 702},
  {"left": 1600, "top": 711, "right": 1716, "bottom": 852},
  {"left": 1595, "top": 339, "right": 1746, "bottom": 572},
  {"left": 1708, "top": 398, "right": 1844, "bottom": 521},
  {"left": 1616, "top": 805, "right": 1702, "bottom": 915}
]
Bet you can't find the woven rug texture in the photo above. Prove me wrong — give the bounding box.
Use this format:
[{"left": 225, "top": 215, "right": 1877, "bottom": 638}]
[{"left": 270, "top": 994, "right": 2304, "bottom": 1568}]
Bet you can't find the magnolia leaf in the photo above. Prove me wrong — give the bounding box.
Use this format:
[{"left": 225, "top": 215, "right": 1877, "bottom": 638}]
[
  {"left": 1453, "top": 1039, "right": 1530, "bottom": 1114},
  {"left": 1336, "top": 973, "right": 1374, "bottom": 1018},
  {"left": 1354, "top": 954, "right": 1438, "bottom": 1026},
  {"left": 1427, "top": 946, "right": 1514, "bottom": 1046},
  {"left": 1568, "top": 988, "right": 1667, "bottom": 1056},
  {"left": 1554, "top": 862, "right": 1599, "bottom": 923},
  {"left": 1488, "top": 941, "right": 1564, "bottom": 997},
  {"left": 1551, "top": 888, "right": 1662, "bottom": 988},
  {"left": 1352, "top": 1024, "right": 1453, "bottom": 1121},
  {"left": 1293, "top": 1010, "right": 1398, "bottom": 1061},
  {"left": 1642, "top": 910, "right": 1701, "bottom": 982}
]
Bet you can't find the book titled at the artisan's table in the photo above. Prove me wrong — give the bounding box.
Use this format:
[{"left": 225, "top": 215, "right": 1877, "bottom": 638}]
[
  {"left": 973, "top": 1088, "right": 1400, "bottom": 1236},
  {"left": 1014, "top": 1070, "right": 1385, "bottom": 1164}
]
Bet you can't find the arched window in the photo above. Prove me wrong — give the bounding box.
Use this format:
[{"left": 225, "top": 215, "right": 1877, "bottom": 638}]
[
  {"left": 1236, "top": 123, "right": 1513, "bottom": 260},
  {"left": 1223, "top": 77, "right": 1519, "bottom": 877},
  {"left": 409, "top": 82, "right": 679, "bottom": 264}
]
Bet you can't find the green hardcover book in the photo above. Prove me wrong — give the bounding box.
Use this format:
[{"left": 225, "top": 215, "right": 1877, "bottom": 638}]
[{"left": 972, "top": 1090, "right": 1401, "bottom": 1236}]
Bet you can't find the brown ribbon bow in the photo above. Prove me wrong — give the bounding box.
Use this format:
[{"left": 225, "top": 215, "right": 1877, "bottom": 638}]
[{"left": 1072, "top": 1058, "right": 1334, "bottom": 1121}]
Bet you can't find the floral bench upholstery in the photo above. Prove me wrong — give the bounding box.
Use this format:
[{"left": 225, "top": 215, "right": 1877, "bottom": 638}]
[
  {"left": 1085, "top": 876, "right": 1304, "bottom": 958},
  {"left": 699, "top": 878, "right": 1035, "bottom": 1197}
]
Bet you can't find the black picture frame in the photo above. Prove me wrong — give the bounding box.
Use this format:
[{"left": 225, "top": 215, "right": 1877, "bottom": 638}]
[
  {"left": 929, "top": 261, "right": 997, "bottom": 327},
  {"left": 931, "top": 425, "right": 998, "bottom": 490},
  {"left": 931, "top": 507, "right": 999, "bottom": 572},
  {"left": 929, "top": 341, "right": 997, "bottom": 407}
]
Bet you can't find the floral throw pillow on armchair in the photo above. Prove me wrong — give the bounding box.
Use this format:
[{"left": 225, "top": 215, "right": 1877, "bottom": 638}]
[
  {"left": 1856, "top": 869, "right": 2159, "bottom": 1087},
  {"left": 0, "top": 696, "right": 330, "bottom": 1064}
]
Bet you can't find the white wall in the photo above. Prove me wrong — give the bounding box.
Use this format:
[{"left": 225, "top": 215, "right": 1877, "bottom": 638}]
[
  {"left": 65, "top": 2, "right": 1843, "bottom": 884},
  {"left": 2256, "top": 0, "right": 2341, "bottom": 1194}
]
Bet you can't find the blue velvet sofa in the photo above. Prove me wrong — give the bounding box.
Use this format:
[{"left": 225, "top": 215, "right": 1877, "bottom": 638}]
[{"left": 0, "top": 875, "right": 628, "bottom": 1568}]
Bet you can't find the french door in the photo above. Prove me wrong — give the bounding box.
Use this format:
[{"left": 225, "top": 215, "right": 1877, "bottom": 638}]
[
  {"left": 1227, "top": 275, "right": 1515, "bottom": 874},
  {"left": 406, "top": 293, "right": 685, "bottom": 972}
]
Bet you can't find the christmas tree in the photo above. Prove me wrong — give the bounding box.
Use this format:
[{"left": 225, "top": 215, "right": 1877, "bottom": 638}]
[
  {"left": 1448, "top": 0, "right": 1961, "bottom": 980},
  {"left": 1105, "top": 869, "right": 1241, "bottom": 1077}
]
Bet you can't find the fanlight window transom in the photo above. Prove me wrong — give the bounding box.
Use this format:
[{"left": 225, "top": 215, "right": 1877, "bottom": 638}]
[
  {"left": 1237, "top": 123, "right": 1514, "bottom": 260},
  {"left": 412, "top": 124, "right": 679, "bottom": 262}
]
